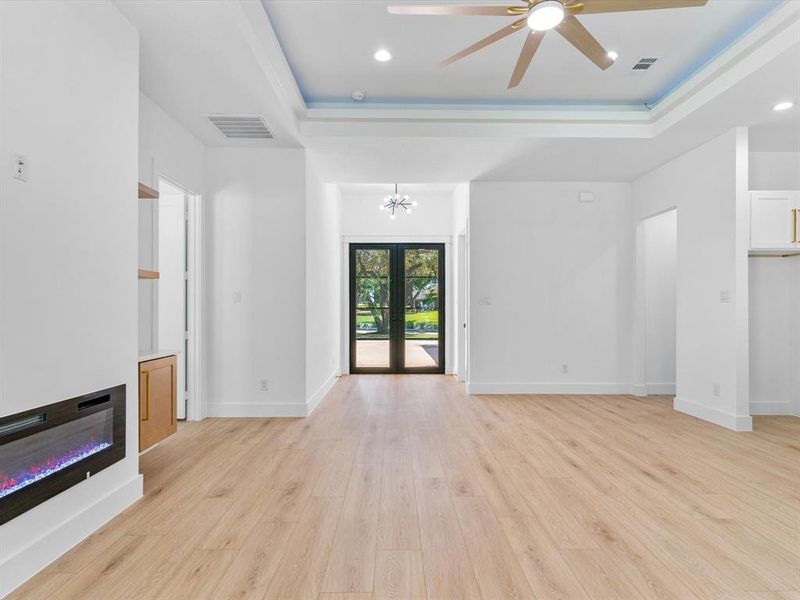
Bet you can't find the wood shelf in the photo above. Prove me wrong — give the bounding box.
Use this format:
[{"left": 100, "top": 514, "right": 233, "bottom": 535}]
[
  {"left": 138, "top": 182, "right": 159, "bottom": 200},
  {"left": 138, "top": 269, "right": 160, "bottom": 280}
]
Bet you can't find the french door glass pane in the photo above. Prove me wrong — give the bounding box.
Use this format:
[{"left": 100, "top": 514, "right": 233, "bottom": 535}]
[
  {"left": 404, "top": 248, "right": 440, "bottom": 369},
  {"left": 354, "top": 248, "right": 391, "bottom": 368}
]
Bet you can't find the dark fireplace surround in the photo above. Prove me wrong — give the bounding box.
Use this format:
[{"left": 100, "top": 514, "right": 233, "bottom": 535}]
[{"left": 0, "top": 384, "right": 126, "bottom": 525}]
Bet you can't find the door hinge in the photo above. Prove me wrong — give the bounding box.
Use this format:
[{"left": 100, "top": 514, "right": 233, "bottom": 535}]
[
  {"left": 184, "top": 331, "right": 189, "bottom": 340},
  {"left": 184, "top": 271, "right": 189, "bottom": 281}
]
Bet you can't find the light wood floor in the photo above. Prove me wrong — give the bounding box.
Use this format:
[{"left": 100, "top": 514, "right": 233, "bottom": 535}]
[{"left": 10, "top": 375, "right": 800, "bottom": 600}]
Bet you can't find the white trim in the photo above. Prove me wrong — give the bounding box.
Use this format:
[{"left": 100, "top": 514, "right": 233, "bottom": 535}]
[
  {"left": 0, "top": 475, "right": 143, "bottom": 598},
  {"left": 186, "top": 191, "right": 203, "bottom": 421},
  {"left": 749, "top": 401, "right": 799, "bottom": 416},
  {"left": 673, "top": 396, "right": 753, "bottom": 431},
  {"left": 306, "top": 371, "right": 338, "bottom": 416},
  {"left": 466, "top": 382, "right": 633, "bottom": 395},
  {"left": 647, "top": 383, "right": 676, "bottom": 395},
  {"left": 206, "top": 402, "right": 308, "bottom": 418},
  {"left": 630, "top": 383, "right": 648, "bottom": 397}
]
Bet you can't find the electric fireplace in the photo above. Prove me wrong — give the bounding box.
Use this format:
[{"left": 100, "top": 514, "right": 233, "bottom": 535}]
[{"left": 0, "top": 384, "right": 125, "bottom": 524}]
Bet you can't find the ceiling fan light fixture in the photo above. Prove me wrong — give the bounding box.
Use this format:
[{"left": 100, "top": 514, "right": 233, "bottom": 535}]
[
  {"left": 527, "top": 0, "right": 565, "bottom": 31},
  {"left": 607, "top": 50, "right": 619, "bottom": 61}
]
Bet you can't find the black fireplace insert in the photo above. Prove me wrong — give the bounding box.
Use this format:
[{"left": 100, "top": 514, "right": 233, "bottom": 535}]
[{"left": 0, "top": 384, "right": 126, "bottom": 524}]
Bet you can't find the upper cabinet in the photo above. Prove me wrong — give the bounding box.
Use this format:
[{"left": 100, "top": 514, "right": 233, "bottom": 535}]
[{"left": 750, "top": 191, "right": 799, "bottom": 250}]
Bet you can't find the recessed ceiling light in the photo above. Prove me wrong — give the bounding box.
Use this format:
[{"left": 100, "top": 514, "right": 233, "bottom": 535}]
[
  {"left": 527, "top": 0, "right": 564, "bottom": 31},
  {"left": 374, "top": 49, "right": 393, "bottom": 62},
  {"left": 773, "top": 101, "right": 794, "bottom": 111},
  {"left": 607, "top": 50, "right": 619, "bottom": 62}
]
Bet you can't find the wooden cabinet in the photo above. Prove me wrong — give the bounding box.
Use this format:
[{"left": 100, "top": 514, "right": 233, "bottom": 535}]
[
  {"left": 750, "top": 191, "right": 800, "bottom": 250},
  {"left": 139, "top": 355, "right": 177, "bottom": 452}
]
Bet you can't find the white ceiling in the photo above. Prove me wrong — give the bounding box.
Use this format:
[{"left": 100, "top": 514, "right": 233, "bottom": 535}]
[
  {"left": 304, "top": 40, "right": 800, "bottom": 182},
  {"left": 262, "top": 0, "right": 780, "bottom": 106},
  {"left": 115, "top": 0, "right": 301, "bottom": 147},
  {"left": 116, "top": 0, "right": 799, "bottom": 181}
]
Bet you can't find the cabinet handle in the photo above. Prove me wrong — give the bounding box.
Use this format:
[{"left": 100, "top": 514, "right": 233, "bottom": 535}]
[{"left": 141, "top": 371, "right": 150, "bottom": 422}]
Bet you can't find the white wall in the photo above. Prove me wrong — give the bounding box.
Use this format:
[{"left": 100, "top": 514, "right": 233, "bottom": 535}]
[
  {"left": 749, "top": 257, "right": 800, "bottom": 415},
  {"left": 633, "top": 129, "right": 752, "bottom": 431},
  {"left": 749, "top": 152, "right": 800, "bottom": 190},
  {"left": 0, "top": 2, "right": 142, "bottom": 595},
  {"left": 467, "top": 182, "right": 634, "bottom": 393},
  {"left": 139, "top": 92, "right": 205, "bottom": 195},
  {"left": 306, "top": 154, "right": 341, "bottom": 412},
  {"left": 643, "top": 209, "right": 677, "bottom": 394},
  {"left": 204, "top": 148, "right": 307, "bottom": 417},
  {"left": 340, "top": 188, "right": 455, "bottom": 237},
  {"left": 138, "top": 93, "right": 205, "bottom": 353}
]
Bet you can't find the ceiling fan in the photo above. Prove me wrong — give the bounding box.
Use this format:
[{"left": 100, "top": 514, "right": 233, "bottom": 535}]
[{"left": 387, "top": 0, "right": 708, "bottom": 89}]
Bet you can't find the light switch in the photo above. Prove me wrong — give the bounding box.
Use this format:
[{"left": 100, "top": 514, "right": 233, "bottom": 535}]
[
  {"left": 578, "top": 191, "right": 594, "bottom": 203},
  {"left": 478, "top": 296, "right": 492, "bottom": 306},
  {"left": 233, "top": 291, "right": 242, "bottom": 304},
  {"left": 719, "top": 290, "right": 730, "bottom": 303}
]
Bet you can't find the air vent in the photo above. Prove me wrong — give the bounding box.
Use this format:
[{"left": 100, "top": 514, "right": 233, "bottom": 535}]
[
  {"left": 207, "top": 114, "right": 274, "bottom": 139},
  {"left": 632, "top": 58, "right": 658, "bottom": 71}
]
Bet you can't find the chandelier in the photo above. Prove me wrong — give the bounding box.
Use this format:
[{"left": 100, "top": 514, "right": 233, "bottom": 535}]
[{"left": 379, "top": 184, "right": 417, "bottom": 219}]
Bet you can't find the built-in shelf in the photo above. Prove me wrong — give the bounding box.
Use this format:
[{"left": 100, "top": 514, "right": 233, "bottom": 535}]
[
  {"left": 749, "top": 249, "right": 800, "bottom": 258},
  {"left": 138, "top": 269, "right": 160, "bottom": 279},
  {"left": 138, "top": 182, "right": 159, "bottom": 200}
]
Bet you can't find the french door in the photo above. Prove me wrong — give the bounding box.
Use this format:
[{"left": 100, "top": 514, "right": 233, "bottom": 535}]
[{"left": 350, "top": 243, "right": 445, "bottom": 374}]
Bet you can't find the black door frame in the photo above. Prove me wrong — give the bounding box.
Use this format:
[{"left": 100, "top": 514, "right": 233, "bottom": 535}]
[{"left": 349, "top": 243, "right": 445, "bottom": 374}]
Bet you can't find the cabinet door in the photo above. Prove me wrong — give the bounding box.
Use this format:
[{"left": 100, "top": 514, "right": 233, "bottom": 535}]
[
  {"left": 750, "top": 192, "right": 799, "bottom": 249},
  {"left": 139, "top": 355, "right": 177, "bottom": 452}
]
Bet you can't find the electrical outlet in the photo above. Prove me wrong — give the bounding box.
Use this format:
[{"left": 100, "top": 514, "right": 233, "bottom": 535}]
[
  {"left": 719, "top": 290, "right": 730, "bottom": 303},
  {"left": 260, "top": 379, "right": 269, "bottom": 392},
  {"left": 233, "top": 291, "right": 242, "bottom": 304},
  {"left": 13, "top": 153, "right": 27, "bottom": 181},
  {"left": 478, "top": 296, "right": 492, "bottom": 306},
  {"left": 712, "top": 383, "right": 720, "bottom": 396},
  {"left": 561, "top": 364, "right": 569, "bottom": 374}
]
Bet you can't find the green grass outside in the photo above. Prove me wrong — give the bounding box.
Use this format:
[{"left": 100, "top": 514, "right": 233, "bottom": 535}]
[
  {"left": 356, "top": 310, "right": 438, "bottom": 328},
  {"left": 356, "top": 310, "right": 439, "bottom": 340}
]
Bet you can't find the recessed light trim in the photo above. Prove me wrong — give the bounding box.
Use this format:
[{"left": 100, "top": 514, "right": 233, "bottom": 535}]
[
  {"left": 374, "top": 49, "right": 393, "bottom": 62},
  {"left": 527, "top": 0, "right": 564, "bottom": 31},
  {"left": 773, "top": 101, "right": 794, "bottom": 111}
]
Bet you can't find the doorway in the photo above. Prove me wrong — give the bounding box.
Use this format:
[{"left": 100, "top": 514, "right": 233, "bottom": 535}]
[
  {"left": 349, "top": 243, "right": 445, "bottom": 374},
  {"left": 158, "top": 178, "right": 202, "bottom": 420}
]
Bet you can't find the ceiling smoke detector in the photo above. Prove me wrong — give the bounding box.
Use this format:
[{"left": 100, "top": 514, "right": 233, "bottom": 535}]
[{"left": 352, "top": 90, "right": 366, "bottom": 102}]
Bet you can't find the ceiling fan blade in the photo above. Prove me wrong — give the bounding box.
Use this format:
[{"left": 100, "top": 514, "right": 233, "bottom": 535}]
[
  {"left": 567, "top": 0, "right": 707, "bottom": 15},
  {"left": 438, "top": 19, "right": 526, "bottom": 69},
  {"left": 556, "top": 15, "right": 613, "bottom": 70},
  {"left": 508, "top": 31, "right": 545, "bottom": 89},
  {"left": 388, "top": 5, "right": 520, "bottom": 16}
]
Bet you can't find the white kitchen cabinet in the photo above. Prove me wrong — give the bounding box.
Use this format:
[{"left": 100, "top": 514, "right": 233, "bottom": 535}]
[{"left": 750, "top": 191, "right": 799, "bottom": 250}]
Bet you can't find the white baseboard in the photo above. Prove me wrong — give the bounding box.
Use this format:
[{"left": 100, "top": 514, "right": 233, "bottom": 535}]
[
  {"left": 674, "top": 396, "right": 753, "bottom": 431},
  {"left": 205, "top": 402, "right": 308, "bottom": 418},
  {"left": 0, "top": 474, "right": 143, "bottom": 598},
  {"left": 630, "top": 384, "right": 648, "bottom": 397},
  {"left": 306, "top": 371, "right": 338, "bottom": 416},
  {"left": 749, "top": 401, "right": 799, "bottom": 416},
  {"left": 647, "top": 383, "right": 676, "bottom": 395},
  {"left": 466, "top": 382, "right": 632, "bottom": 395}
]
